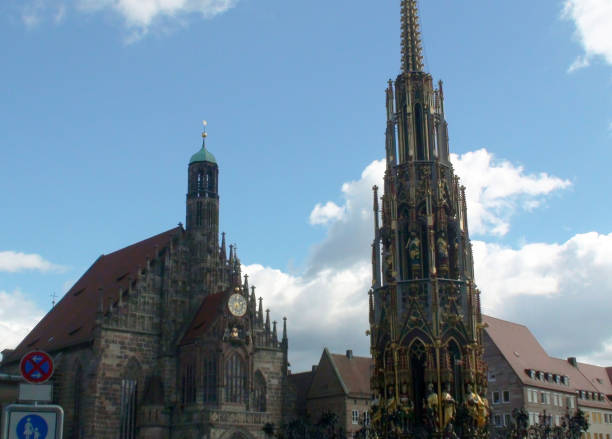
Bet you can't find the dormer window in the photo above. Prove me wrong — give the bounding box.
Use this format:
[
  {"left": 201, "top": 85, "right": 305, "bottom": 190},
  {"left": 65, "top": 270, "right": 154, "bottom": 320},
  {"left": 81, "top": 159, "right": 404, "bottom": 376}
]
[
  {"left": 528, "top": 369, "right": 535, "bottom": 379},
  {"left": 554, "top": 375, "right": 560, "bottom": 384}
]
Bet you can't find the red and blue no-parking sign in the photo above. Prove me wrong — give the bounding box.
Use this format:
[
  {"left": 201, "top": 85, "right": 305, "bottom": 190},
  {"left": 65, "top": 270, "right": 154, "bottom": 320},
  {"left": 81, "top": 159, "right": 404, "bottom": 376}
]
[{"left": 20, "top": 351, "right": 54, "bottom": 384}]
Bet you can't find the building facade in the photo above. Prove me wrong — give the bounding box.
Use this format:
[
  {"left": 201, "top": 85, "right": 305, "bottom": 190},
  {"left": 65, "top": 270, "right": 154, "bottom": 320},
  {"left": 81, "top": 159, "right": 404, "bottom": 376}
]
[
  {"left": 484, "top": 315, "right": 612, "bottom": 439},
  {"left": 0, "top": 130, "right": 289, "bottom": 439},
  {"left": 368, "top": 0, "right": 487, "bottom": 436},
  {"left": 288, "top": 349, "right": 373, "bottom": 438}
]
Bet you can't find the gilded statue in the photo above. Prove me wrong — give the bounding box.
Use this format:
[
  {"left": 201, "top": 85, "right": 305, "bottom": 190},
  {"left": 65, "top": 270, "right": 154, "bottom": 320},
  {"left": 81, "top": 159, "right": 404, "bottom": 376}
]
[
  {"left": 407, "top": 232, "right": 421, "bottom": 264},
  {"left": 477, "top": 388, "right": 490, "bottom": 429},
  {"left": 424, "top": 383, "right": 439, "bottom": 432},
  {"left": 441, "top": 383, "right": 456, "bottom": 429},
  {"left": 437, "top": 234, "right": 449, "bottom": 259},
  {"left": 464, "top": 384, "right": 479, "bottom": 425}
]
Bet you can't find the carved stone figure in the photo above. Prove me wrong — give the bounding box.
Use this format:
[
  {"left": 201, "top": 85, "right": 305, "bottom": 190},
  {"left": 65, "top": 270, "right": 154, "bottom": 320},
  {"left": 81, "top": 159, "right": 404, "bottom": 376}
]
[
  {"left": 437, "top": 234, "right": 449, "bottom": 259},
  {"left": 424, "top": 383, "right": 439, "bottom": 432},
  {"left": 464, "top": 384, "right": 480, "bottom": 427},
  {"left": 407, "top": 232, "right": 421, "bottom": 267},
  {"left": 441, "top": 383, "right": 456, "bottom": 429},
  {"left": 477, "top": 388, "right": 490, "bottom": 429}
]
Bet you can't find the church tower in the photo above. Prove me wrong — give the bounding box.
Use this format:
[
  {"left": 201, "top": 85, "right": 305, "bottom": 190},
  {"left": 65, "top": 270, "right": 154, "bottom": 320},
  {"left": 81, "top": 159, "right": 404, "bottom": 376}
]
[
  {"left": 186, "top": 121, "right": 219, "bottom": 240},
  {"left": 369, "top": 1, "right": 487, "bottom": 437},
  {"left": 185, "top": 122, "right": 236, "bottom": 298}
]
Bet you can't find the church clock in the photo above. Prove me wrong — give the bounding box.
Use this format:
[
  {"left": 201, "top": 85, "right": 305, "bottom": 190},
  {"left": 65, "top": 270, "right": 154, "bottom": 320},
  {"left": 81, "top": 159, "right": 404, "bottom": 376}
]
[{"left": 228, "top": 293, "right": 247, "bottom": 317}]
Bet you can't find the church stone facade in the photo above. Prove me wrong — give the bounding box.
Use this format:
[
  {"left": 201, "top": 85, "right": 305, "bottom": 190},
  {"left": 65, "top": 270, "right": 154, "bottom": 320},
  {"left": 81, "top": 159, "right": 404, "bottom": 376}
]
[{"left": 0, "top": 131, "right": 289, "bottom": 439}]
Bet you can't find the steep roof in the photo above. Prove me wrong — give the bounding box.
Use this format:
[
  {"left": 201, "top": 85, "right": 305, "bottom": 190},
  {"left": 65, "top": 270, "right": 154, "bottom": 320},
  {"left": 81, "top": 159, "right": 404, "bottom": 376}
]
[
  {"left": 2, "top": 227, "right": 180, "bottom": 364},
  {"left": 574, "top": 361, "right": 612, "bottom": 408},
  {"left": 329, "top": 352, "right": 373, "bottom": 397},
  {"left": 483, "top": 315, "right": 612, "bottom": 410},
  {"left": 180, "top": 291, "right": 227, "bottom": 344}
]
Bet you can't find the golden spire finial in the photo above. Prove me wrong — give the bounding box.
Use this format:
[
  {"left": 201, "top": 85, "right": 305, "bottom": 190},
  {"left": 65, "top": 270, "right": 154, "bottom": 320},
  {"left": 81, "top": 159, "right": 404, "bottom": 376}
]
[
  {"left": 202, "top": 120, "right": 208, "bottom": 139},
  {"left": 401, "top": 0, "right": 424, "bottom": 73}
]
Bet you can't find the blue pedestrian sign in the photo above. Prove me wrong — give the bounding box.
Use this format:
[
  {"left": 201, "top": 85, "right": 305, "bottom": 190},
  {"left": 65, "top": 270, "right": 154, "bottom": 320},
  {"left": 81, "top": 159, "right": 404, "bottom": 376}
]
[
  {"left": 1, "top": 404, "right": 63, "bottom": 439},
  {"left": 16, "top": 415, "right": 48, "bottom": 439}
]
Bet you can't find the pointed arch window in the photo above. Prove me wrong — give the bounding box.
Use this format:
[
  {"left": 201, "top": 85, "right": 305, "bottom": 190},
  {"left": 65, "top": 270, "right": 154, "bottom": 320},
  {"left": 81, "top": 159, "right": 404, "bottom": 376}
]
[
  {"left": 197, "top": 171, "right": 204, "bottom": 196},
  {"left": 120, "top": 358, "right": 140, "bottom": 439},
  {"left": 207, "top": 171, "right": 215, "bottom": 193},
  {"left": 410, "top": 340, "right": 426, "bottom": 421},
  {"left": 225, "top": 353, "right": 246, "bottom": 403},
  {"left": 203, "top": 353, "right": 218, "bottom": 404},
  {"left": 253, "top": 371, "right": 267, "bottom": 412},
  {"left": 415, "top": 103, "right": 425, "bottom": 160},
  {"left": 448, "top": 340, "right": 463, "bottom": 401},
  {"left": 181, "top": 357, "right": 196, "bottom": 405}
]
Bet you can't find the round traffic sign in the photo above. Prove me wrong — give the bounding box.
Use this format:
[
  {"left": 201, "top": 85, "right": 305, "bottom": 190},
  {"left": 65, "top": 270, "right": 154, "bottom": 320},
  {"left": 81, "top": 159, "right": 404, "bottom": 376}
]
[
  {"left": 20, "top": 351, "right": 54, "bottom": 384},
  {"left": 16, "top": 414, "right": 49, "bottom": 439}
]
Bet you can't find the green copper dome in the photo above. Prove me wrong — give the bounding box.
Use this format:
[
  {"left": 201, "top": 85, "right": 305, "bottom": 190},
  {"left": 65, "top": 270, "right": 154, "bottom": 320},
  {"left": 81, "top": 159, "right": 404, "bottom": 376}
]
[{"left": 189, "top": 141, "right": 217, "bottom": 165}]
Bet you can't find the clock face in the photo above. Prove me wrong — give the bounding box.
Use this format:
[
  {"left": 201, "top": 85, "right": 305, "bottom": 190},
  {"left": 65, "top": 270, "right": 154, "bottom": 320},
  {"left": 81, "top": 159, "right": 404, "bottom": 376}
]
[{"left": 228, "top": 293, "right": 247, "bottom": 317}]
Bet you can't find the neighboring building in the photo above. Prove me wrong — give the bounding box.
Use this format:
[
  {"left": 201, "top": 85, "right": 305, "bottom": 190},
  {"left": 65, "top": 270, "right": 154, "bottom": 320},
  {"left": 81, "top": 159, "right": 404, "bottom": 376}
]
[
  {"left": 287, "top": 369, "right": 315, "bottom": 419},
  {"left": 0, "top": 373, "right": 20, "bottom": 424},
  {"left": 290, "top": 349, "right": 373, "bottom": 438},
  {"left": 368, "top": 0, "right": 487, "bottom": 435},
  {"left": 484, "top": 315, "right": 612, "bottom": 439},
  {"left": 0, "top": 130, "right": 289, "bottom": 439}
]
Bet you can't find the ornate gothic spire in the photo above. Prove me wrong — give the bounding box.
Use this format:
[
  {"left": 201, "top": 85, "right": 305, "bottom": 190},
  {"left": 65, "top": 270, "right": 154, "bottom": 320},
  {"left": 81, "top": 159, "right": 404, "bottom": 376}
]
[{"left": 401, "top": 0, "right": 424, "bottom": 73}]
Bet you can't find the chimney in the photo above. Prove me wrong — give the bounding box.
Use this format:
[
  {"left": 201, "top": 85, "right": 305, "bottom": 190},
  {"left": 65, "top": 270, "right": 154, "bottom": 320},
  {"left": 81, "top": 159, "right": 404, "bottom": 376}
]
[
  {"left": 346, "top": 350, "right": 353, "bottom": 359},
  {"left": 568, "top": 357, "right": 578, "bottom": 367}
]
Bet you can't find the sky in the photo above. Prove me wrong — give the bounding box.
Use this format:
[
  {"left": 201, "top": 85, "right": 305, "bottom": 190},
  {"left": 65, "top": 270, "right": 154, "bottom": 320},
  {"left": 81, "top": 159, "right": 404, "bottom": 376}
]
[{"left": 1, "top": 0, "right": 611, "bottom": 372}]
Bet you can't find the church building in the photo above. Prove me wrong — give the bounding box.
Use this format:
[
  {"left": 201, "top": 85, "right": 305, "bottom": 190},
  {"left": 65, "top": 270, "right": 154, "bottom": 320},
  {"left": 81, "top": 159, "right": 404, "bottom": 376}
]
[{"left": 0, "top": 128, "right": 289, "bottom": 439}]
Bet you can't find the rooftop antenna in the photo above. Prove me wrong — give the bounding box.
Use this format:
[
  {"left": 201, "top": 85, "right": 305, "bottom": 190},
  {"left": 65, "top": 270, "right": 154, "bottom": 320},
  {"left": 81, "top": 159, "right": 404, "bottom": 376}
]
[{"left": 50, "top": 291, "right": 58, "bottom": 308}]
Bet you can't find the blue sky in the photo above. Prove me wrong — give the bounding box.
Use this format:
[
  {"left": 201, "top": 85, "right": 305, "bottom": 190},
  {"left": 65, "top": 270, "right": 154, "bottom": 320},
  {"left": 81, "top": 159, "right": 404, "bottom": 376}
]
[{"left": 1, "top": 0, "right": 611, "bottom": 371}]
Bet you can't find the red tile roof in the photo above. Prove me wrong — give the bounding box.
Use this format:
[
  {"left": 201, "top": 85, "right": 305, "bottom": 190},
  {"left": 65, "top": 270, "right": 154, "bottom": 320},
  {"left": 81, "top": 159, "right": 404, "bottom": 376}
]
[
  {"left": 483, "top": 315, "right": 612, "bottom": 410},
  {"left": 330, "top": 353, "right": 372, "bottom": 397},
  {"left": 180, "top": 290, "right": 227, "bottom": 344},
  {"left": 2, "top": 227, "right": 180, "bottom": 364}
]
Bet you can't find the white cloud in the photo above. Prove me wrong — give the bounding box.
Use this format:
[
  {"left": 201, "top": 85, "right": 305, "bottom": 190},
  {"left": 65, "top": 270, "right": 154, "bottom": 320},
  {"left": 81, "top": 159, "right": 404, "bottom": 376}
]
[
  {"left": 54, "top": 4, "right": 66, "bottom": 24},
  {"left": 18, "top": 0, "right": 236, "bottom": 38},
  {"left": 77, "top": 0, "right": 237, "bottom": 33},
  {"left": 563, "top": 0, "right": 612, "bottom": 70},
  {"left": 309, "top": 201, "right": 345, "bottom": 225},
  {"left": 452, "top": 149, "right": 571, "bottom": 236},
  {"left": 0, "top": 290, "right": 46, "bottom": 359},
  {"left": 21, "top": 1, "right": 67, "bottom": 28},
  {"left": 476, "top": 232, "right": 612, "bottom": 364},
  {"left": 245, "top": 262, "right": 371, "bottom": 371},
  {"left": 247, "top": 151, "right": 612, "bottom": 372},
  {"left": 0, "top": 251, "right": 64, "bottom": 273}
]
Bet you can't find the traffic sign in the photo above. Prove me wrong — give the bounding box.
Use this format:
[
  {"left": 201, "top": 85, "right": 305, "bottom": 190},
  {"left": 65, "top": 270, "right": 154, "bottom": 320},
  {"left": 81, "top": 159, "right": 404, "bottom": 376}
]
[
  {"left": 19, "top": 352, "right": 54, "bottom": 384},
  {"left": 1, "top": 404, "right": 63, "bottom": 439}
]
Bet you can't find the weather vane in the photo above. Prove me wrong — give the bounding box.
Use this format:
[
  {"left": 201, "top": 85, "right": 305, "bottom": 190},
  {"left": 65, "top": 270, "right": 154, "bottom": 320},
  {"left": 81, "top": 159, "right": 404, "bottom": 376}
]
[{"left": 202, "top": 120, "right": 208, "bottom": 139}]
